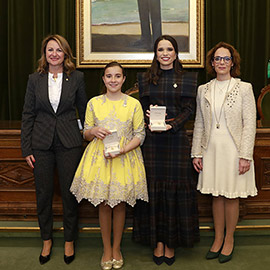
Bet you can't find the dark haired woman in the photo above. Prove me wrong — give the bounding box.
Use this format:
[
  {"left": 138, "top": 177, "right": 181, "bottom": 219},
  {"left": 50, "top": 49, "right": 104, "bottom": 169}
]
[
  {"left": 192, "top": 42, "right": 257, "bottom": 263},
  {"left": 70, "top": 62, "right": 148, "bottom": 270},
  {"left": 21, "top": 34, "right": 88, "bottom": 264},
  {"left": 133, "top": 35, "right": 200, "bottom": 265}
]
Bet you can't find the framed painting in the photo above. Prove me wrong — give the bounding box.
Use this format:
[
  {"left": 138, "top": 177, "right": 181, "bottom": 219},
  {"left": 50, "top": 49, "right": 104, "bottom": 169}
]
[{"left": 76, "top": 0, "right": 204, "bottom": 68}]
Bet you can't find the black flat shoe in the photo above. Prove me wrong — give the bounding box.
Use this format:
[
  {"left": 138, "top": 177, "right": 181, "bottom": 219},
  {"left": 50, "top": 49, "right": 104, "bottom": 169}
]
[
  {"left": 164, "top": 256, "right": 175, "bottom": 266},
  {"left": 64, "top": 243, "right": 75, "bottom": 264},
  {"left": 39, "top": 240, "right": 53, "bottom": 265},
  {"left": 153, "top": 254, "right": 164, "bottom": 265}
]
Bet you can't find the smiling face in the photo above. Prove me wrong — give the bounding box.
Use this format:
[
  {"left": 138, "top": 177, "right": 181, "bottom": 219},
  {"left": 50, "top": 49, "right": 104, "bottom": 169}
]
[
  {"left": 102, "top": 66, "right": 126, "bottom": 95},
  {"left": 45, "top": 39, "right": 65, "bottom": 70},
  {"left": 156, "top": 39, "right": 177, "bottom": 70},
  {"left": 212, "top": 47, "right": 234, "bottom": 80}
]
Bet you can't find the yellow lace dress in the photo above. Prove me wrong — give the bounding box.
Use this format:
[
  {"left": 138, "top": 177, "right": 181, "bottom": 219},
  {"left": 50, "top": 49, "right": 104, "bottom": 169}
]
[{"left": 70, "top": 94, "right": 148, "bottom": 207}]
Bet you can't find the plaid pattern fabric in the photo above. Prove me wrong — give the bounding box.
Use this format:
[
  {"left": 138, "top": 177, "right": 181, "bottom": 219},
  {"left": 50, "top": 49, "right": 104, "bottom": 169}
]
[{"left": 132, "top": 70, "right": 200, "bottom": 248}]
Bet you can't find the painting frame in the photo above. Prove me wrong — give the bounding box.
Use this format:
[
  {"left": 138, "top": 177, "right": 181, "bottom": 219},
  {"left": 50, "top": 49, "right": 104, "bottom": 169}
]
[{"left": 76, "top": 0, "right": 204, "bottom": 68}]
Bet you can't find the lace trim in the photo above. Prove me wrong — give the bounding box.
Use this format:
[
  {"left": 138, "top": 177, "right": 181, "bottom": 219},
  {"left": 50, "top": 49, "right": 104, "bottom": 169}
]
[
  {"left": 71, "top": 176, "right": 149, "bottom": 208},
  {"left": 197, "top": 187, "right": 257, "bottom": 199}
]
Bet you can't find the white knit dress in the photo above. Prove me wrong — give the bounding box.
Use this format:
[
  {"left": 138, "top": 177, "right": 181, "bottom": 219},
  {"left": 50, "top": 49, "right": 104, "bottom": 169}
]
[{"left": 197, "top": 79, "right": 257, "bottom": 198}]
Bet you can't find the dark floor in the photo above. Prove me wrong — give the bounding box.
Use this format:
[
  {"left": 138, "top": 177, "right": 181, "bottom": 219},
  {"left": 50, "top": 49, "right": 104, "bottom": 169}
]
[{"left": 0, "top": 220, "right": 270, "bottom": 270}]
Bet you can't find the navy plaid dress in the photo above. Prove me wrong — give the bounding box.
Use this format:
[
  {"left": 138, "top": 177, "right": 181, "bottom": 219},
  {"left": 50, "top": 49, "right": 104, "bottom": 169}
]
[{"left": 132, "top": 69, "right": 200, "bottom": 248}]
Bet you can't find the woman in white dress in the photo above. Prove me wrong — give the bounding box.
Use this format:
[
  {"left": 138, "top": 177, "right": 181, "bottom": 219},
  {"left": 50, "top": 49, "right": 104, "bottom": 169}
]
[{"left": 191, "top": 42, "right": 257, "bottom": 263}]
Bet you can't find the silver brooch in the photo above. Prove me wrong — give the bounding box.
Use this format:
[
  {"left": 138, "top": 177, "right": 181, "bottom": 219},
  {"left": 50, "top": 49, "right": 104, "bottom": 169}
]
[{"left": 173, "top": 83, "right": 178, "bottom": 88}]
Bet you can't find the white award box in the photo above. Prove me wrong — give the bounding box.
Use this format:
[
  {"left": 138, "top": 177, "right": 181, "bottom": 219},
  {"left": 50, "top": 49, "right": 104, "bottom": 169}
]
[
  {"left": 103, "top": 130, "right": 120, "bottom": 156},
  {"left": 150, "top": 106, "right": 166, "bottom": 131}
]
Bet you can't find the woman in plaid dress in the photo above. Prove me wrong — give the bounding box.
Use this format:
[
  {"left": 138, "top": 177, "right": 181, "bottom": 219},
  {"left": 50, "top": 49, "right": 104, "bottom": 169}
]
[{"left": 133, "top": 35, "right": 200, "bottom": 265}]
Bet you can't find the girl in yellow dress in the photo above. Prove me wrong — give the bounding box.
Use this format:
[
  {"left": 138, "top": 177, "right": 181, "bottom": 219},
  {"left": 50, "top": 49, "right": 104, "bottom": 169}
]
[{"left": 70, "top": 62, "right": 148, "bottom": 270}]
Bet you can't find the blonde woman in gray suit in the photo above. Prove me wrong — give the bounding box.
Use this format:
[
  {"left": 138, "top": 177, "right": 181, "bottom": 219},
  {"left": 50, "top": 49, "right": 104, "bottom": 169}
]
[
  {"left": 21, "top": 34, "right": 87, "bottom": 265},
  {"left": 191, "top": 42, "right": 257, "bottom": 263}
]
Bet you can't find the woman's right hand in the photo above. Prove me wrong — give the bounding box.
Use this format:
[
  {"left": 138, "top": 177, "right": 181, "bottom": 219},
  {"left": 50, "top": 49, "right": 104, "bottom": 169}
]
[
  {"left": 148, "top": 104, "right": 171, "bottom": 132},
  {"left": 146, "top": 104, "right": 154, "bottom": 119},
  {"left": 192, "top": 158, "right": 203, "bottom": 173},
  {"left": 90, "top": 127, "right": 111, "bottom": 140},
  {"left": 25, "top": 155, "right": 35, "bottom": 169}
]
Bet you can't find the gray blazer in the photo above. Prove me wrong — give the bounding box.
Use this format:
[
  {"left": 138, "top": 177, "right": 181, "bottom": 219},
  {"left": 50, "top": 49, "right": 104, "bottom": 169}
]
[{"left": 21, "top": 70, "right": 87, "bottom": 157}]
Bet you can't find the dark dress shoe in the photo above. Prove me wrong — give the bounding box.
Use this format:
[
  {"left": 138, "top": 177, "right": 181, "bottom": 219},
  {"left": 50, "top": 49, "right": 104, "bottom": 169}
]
[
  {"left": 206, "top": 244, "right": 223, "bottom": 260},
  {"left": 64, "top": 243, "right": 75, "bottom": 264},
  {"left": 39, "top": 253, "right": 51, "bottom": 265},
  {"left": 153, "top": 254, "right": 164, "bottom": 265},
  {"left": 164, "top": 256, "right": 175, "bottom": 266},
  {"left": 64, "top": 253, "right": 75, "bottom": 264},
  {"left": 39, "top": 240, "right": 53, "bottom": 265},
  {"left": 206, "top": 249, "right": 221, "bottom": 260},
  {"left": 218, "top": 247, "right": 234, "bottom": 263}
]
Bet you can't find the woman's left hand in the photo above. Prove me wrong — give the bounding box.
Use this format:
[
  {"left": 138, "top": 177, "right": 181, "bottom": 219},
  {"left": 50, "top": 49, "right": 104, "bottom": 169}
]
[
  {"left": 239, "top": 158, "right": 251, "bottom": 175},
  {"left": 148, "top": 124, "right": 172, "bottom": 132}
]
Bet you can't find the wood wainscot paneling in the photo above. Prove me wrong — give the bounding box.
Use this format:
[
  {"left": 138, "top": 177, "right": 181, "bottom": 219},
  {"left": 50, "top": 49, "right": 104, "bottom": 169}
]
[
  {"left": 0, "top": 122, "right": 270, "bottom": 223},
  {"left": 250, "top": 128, "right": 270, "bottom": 219},
  {"left": 0, "top": 122, "right": 99, "bottom": 223},
  {"left": 0, "top": 125, "right": 36, "bottom": 220}
]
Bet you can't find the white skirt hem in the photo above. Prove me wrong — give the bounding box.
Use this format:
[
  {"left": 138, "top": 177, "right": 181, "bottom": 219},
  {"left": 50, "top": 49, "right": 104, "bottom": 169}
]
[{"left": 197, "top": 187, "right": 257, "bottom": 199}]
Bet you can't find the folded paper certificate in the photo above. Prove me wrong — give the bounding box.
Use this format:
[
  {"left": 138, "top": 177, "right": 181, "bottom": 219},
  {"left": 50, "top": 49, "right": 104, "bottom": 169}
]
[
  {"left": 150, "top": 106, "right": 166, "bottom": 131},
  {"left": 103, "top": 130, "right": 120, "bottom": 156}
]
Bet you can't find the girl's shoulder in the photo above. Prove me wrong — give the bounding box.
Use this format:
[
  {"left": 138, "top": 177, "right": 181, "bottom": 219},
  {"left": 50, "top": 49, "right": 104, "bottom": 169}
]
[
  {"left": 125, "top": 94, "right": 141, "bottom": 107},
  {"left": 89, "top": 94, "right": 104, "bottom": 102},
  {"left": 87, "top": 94, "right": 105, "bottom": 106}
]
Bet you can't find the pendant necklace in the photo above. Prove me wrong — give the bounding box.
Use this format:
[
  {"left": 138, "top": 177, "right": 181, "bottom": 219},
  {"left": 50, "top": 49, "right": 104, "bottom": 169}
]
[
  {"left": 216, "top": 80, "right": 228, "bottom": 94},
  {"left": 213, "top": 78, "right": 231, "bottom": 129}
]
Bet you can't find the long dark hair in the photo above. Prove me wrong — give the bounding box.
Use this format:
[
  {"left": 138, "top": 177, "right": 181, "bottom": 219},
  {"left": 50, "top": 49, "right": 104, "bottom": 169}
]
[{"left": 147, "top": 35, "right": 183, "bottom": 85}]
